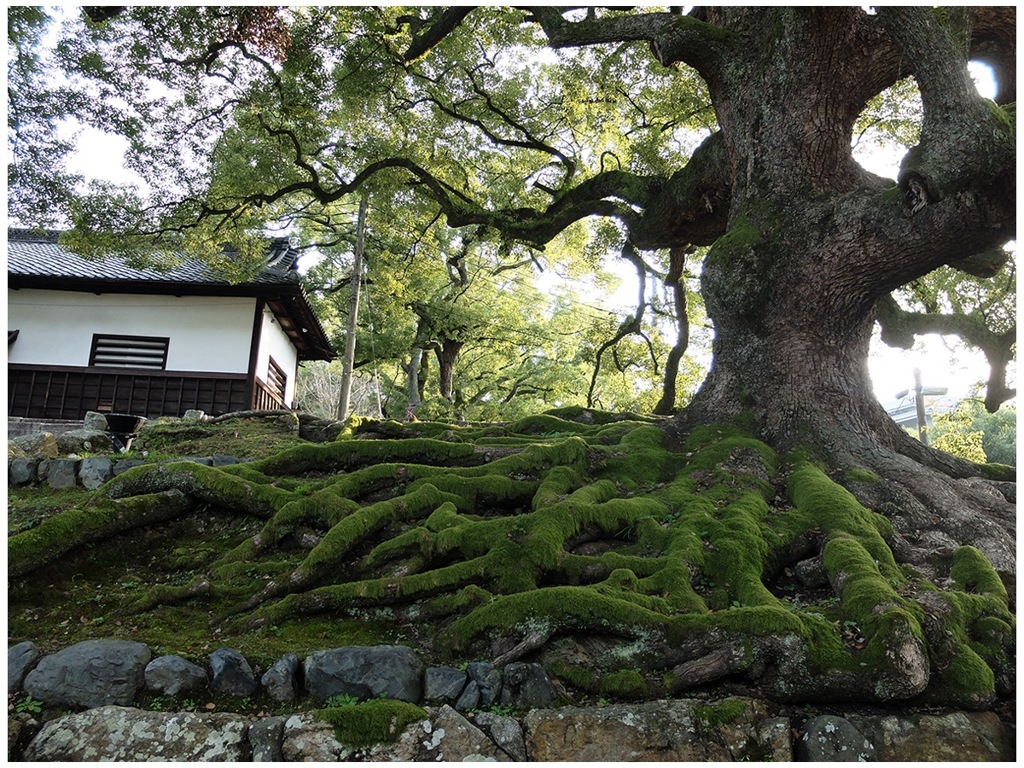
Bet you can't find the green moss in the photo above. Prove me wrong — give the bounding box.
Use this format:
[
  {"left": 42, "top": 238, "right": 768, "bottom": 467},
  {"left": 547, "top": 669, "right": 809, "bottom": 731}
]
[
  {"left": 939, "top": 644, "right": 996, "bottom": 702},
  {"left": 843, "top": 468, "right": 880, "bottom": 485},
  {"left": 949, "top": 546, "right": 1008, "bottom": 603},
  {"left": 410, "top": 473, "right": 536, "bottom": 512},
  {"left": 317, "top": 699, "right": 427, "bottom": 748},
  {"left": 542, "top": 406, "right": 659, "bottom": 425},
  {"left": 297, "top": 484, "right": 461, "bottom": 581},
  {"left": 249, "top": 439, "right": 479, "bottom": 477},
  {"left": 548, "top": 661, "right": 599, "bottom": 693},
  {"left": 598, "top": 669, "right": 648, "bottom": 700},
  {"left": 710, "top": 217, "right": 761, "bottom": 269},
  {"left": 9, "top": 490, "right": 196, "bottom": 577},
  {"left": 693, "top": 698, "right": 748, "bottom": 726},
  {"left": 788, "top": 463, "right": 897, "bottom": 575},
  {"left": 506, "top": 414, "right": 598, "bottom": 436},
  {"left": 985, "top": 99, "right": 1015, "bottom": 135},
  {"left": 134, "top": 415, "right": 307, "bottom": 460},
  {"left": 446, "top": 586, "right": 672, "bottom": 651},
  {"left": 14, "top": 410, "right": 1015, "bottom": 710},
  {"left": 532, "top": 465, "right": 586, "bottom": 510}
]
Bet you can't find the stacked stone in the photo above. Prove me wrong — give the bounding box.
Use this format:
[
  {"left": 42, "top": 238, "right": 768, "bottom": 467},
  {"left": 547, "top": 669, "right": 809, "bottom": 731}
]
[{"left": 8, "top": 638, "right": 1013, "bottom": 762}]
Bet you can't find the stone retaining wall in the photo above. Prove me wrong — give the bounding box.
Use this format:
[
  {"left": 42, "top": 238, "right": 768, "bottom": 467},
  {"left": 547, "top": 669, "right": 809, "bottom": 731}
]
[
  {"left": 8, "top": 454, "right": 244, "bottom": 489},
  {"left": 7, "top": 639, "right": 1015, "bottom": 762}
]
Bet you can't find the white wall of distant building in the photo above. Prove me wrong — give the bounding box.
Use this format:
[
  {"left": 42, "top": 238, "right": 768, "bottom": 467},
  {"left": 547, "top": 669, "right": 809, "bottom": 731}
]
[
  {"left": 7, "top": 288, "right": 255, "bottom": 373},
  {"left": 255, "top": 304, "right": 298, "bottom": 404}
]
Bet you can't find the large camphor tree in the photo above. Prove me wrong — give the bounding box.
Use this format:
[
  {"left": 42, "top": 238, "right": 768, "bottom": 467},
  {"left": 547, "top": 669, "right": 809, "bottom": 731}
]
[{"left": 8, "top": 6, "right": 1015, "bottom": 709}]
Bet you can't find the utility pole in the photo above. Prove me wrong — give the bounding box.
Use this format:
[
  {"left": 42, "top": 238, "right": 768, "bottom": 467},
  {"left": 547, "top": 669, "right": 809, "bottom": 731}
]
[
  {"left": 913, "top": 368, "right": 929, "bottom": 446},
  {"left": 895, "top": 369, "right": 947, "bottom": 446},
  {"left": 336, "top": 195, "right": 367, "bottom": 421}
]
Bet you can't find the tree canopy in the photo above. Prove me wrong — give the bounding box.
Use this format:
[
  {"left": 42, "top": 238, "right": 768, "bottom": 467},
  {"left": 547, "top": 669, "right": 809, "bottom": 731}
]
[{"left": 8, "top": 6, "right": 1014, "bottom": 426}]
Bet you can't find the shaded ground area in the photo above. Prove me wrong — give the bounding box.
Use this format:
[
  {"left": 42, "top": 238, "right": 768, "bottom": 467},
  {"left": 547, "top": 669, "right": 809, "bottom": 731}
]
[{"left": 8, "top": 409, "right": 1015, "bottom": 714}]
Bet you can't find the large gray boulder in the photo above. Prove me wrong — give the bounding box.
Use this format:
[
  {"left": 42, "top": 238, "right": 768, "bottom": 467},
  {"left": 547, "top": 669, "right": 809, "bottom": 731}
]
[
  {"left": 209, "top": 647, "right": 258, "bottom": 697},
  {"left": 78, "top": 457, "right": 114, "bottom": 489},
  {"left": 9, "top": 458, "right": 39, "bottom": 487},
  {"left": 261, "top": 653, "right": 300, "bottom": 702},
  {"left": 367, "top": 705, "right": 508, "bottom": 762},
  {"left": 424, "top": 666, "right": 467, "bottom": 703},
  {"left": 846, "top": 711, "right": 1013, "bottom": 762},
  {"left": 83, "top": 411, "right": 111, "bottom": 431},
  {"left": 57, "top": 429, "right": 114, "bottom": 455},
  {"left": 23, "top": 706, "right": 249, "bottom": 761},
  {"left": 473, "top": 711, "right": 528, "bottom": 761},
  {"left": 40, "top": 458, "right": 78, "bottom": 489},
  {"left": 23, "top": 639, "right": 151, "bottom": 709},
  {"left": 8, "top": 641, "right": 41, "bottom": 693},
  {"left": 11, "top": 432, "right": 58, "bottom": 459},
  {"left": 304, "top": 645, "right": 424, "bottom": 703},
  {"left": 523, "top": 698, "right": 792, "bottom": 762},
  {"left": 467, "top": 661, "right": 502, "bottom": 706},
  {"left": 280, "top": 713, "right": 355, "bottom": 761},
  {"left": 144, "top": 655, "right": 208, "bottom": 696},
  {"left": 500, "top": 662, "right": 557, "bottom": 709},
  {"left": 250, "top": 716, "right": 288, "bottom": 762}
]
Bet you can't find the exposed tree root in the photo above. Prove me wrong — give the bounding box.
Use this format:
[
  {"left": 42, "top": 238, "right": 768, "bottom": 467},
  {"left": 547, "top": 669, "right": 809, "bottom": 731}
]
[{"left": 7, "top": 412, "right": 1015, "bottom": 708}]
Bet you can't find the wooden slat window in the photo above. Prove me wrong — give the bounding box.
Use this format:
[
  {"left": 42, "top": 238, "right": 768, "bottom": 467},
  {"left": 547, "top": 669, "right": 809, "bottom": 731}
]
[
  {"left": 90, "top": 334, "right": 169, "bottom": 370},
  {"left": 267, "top": 356, "right": 287, "bottom": 404}
]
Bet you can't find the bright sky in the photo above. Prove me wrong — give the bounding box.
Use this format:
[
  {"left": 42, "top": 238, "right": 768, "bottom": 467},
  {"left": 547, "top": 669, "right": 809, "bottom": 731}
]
[{"left": 62, "top": 52, "right": 1011, "bottom": 411}]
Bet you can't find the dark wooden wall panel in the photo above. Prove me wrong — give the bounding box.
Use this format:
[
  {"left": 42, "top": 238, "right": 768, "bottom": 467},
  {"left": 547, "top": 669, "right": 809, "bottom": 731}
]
[{"left": 8, "top": 365, "right": 252, "bottom": 420}]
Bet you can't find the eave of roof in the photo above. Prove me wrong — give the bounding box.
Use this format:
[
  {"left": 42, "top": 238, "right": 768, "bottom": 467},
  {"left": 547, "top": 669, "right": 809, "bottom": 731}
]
[{"left": 7, "top": 229, "right": 335, "bottom": 362}]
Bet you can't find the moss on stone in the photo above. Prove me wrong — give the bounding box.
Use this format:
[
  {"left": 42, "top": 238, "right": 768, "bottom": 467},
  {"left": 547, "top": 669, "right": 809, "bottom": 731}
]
[
  {"left": 693, "top": 698, "right": 748, "bottom": 726},
  {"left": 317, "top": 699, "right": 427, "bottom": 748}
]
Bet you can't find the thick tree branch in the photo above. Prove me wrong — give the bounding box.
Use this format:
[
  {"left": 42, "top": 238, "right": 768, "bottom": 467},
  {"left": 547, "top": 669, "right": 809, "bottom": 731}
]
[
  {"left": 527, "top": 6, "right": 731, "bottom": 81},
  {"left": 402, "top": 8, "right": 476, "bottom": 62},
  {"left": 631, "top": 130, "right": 730, "bottom": 249},
  {"left": 878, "top": 8, "right": 1015, "bottom": 208}
]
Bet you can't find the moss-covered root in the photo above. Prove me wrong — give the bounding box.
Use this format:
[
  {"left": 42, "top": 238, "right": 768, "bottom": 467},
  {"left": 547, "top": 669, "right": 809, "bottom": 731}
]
[
  {"left": 247, "top": 438, "right": 480, "bottom": 476},
  {"left": 105, "top": 462, "right": 291, "bottom": 517},
  {"left": 231, "top": 484, "right": 462, "bottom": 615},
  {"left": 9, "top": 490, "right": 196, "bottom": 578}
]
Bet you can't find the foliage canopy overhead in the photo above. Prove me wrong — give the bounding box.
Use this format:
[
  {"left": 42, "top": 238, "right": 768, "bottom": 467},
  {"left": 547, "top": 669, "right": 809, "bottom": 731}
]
[{"left": 7, "top": 6, "right": 1015, "bottom": 432}]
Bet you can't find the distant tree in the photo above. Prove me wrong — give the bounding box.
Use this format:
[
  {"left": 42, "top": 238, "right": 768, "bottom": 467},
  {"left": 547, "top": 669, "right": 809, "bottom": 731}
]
[{"left": 930, "top": 399, "right": 1017, "bottom": 466}]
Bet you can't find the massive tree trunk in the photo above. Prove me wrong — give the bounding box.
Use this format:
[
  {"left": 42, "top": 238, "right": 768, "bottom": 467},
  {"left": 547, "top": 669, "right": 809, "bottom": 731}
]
[
  {"left": 637, "top": 7, "right": 1017, "bottom": 574},
  {"left": 655, "top": 8, "right": 1014, "bottom": 459}
]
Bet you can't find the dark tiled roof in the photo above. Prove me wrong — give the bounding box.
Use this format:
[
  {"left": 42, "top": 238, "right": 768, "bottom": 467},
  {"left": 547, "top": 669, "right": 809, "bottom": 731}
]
[
  {"left": 7, "top": 229, "right": 334, "bottom": 361},
  {"left": 6, "top": 228, "right": 300, "bottom": 286}
]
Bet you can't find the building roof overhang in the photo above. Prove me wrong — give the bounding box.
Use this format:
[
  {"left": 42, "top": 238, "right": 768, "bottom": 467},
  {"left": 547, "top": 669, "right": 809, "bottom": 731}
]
[{"left": 7, "top": 230, "right": 335, "bottom": 362}]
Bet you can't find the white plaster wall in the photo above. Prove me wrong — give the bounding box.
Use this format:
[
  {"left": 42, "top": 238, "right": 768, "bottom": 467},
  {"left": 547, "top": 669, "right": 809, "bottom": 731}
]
[
  {"left": 7, "top": 289, "right": 256, "bottom": 373},
  {"left": 256, "top": 305, "right": 298, "bottom": 404}
]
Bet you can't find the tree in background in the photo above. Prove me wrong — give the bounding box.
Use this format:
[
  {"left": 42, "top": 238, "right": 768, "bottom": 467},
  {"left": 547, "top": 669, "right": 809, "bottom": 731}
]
[{"left": 930, "top": 399, "right": 1017, "bottom": 466}]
